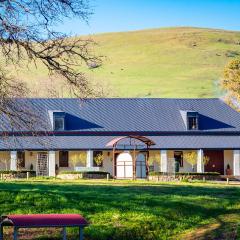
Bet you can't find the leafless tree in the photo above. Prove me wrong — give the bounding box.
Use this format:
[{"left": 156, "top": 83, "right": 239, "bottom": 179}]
[
  {"left": 0, "top": 69, "right": 53, "bottom": 149},
  {"left": 0, "top": 0, "right": 101, "bottom": 149},
  {"left": 0, "top": 0, "right": 101, "bottom": 97}
]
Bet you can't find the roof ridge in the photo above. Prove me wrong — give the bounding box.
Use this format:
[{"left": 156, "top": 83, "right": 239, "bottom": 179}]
[{"left": 11, "top": 97, "right": 221, "bottom": 100}]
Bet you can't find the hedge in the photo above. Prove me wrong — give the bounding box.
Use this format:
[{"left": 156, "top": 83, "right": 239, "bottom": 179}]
[
  {"left": 149, "top": 171, "right": 221, "bottom": 176},
  {"left": 59, "top": 171, "right": 110, "bottom": 175},
  {"left": 0, "top": 170, "right": 36, "bottom": 174}
]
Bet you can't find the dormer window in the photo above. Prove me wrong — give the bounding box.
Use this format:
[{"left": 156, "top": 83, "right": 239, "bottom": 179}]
[
  {"left": 54, "top": 116, "right": 64, "bottom": 131},
  {"left": 187, "top": 112, "right": 198, "bottom": 130},
  {"left": 180, "top": 110, "right": 199, "bottom": 131},
  {"left": 53, "top": 112, "right": 65, "bottom": 131}
]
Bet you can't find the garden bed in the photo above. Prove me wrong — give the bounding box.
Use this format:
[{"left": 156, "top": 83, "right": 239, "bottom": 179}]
[
  {"left": 57, "top": 171, "right": 110, "bottom": 180},
  {"left": 149, "top": 172, "right": 221, "bottom": 181},
  {"left": 0, "top": 170, "right": 36, "bottom": 180}
]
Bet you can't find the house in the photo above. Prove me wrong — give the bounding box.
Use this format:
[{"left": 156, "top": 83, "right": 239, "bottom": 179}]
[{"left": 0, "top": 98, "right": 240, "bottom": 179}]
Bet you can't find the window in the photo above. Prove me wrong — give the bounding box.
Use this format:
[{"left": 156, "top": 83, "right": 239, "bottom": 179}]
[
  {"left": 187, "top": 112, "right": 198, "bottom": 130},
  {"left": 17, "top": 151, "right": 25, "bottom": 169},
  {"left": 93, "top": 151, "right": 103, "bottom": 167},
  {"left": 174, "top": 151, "right": 183, "bottom": 167},
  {"left": 54, "top": 117, "right": 65, "bottom": 131},
  {"left": 59, "top": 151, "right": 69, "bottom": 167},
  {"left": 188, "top": 117, "right": 198, "bottom": 130}
]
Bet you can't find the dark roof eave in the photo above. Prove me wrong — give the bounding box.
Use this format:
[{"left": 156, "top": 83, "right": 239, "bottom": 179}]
[{"left": 1, "top": 131, "right": 240, "bottom": 136}]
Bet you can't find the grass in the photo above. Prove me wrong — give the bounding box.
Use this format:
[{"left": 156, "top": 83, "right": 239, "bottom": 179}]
[
  {"left": 13, "top": 27, "right": 240, "bottom": 98},
  {"left": 1, "top": 179, "right": 240, "bottom": 239}
]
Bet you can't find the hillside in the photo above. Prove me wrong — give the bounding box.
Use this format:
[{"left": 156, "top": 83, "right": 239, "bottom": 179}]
[{"left": 17, "top": 27, "right": 240, "bottom": 97}]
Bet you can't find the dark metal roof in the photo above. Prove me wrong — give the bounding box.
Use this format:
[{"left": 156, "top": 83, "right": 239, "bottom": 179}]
[
  {"left": 0, "top": 98, "right": 239, "bottom": 150},
  {"left": 2, "top": 98, "right": 240, "bottom": 133}
]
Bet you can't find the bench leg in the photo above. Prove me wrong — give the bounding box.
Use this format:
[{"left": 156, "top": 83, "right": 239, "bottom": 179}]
[
  {"left": 79, "top": 227, "right": 83, "bottom": 240},
  {"left": 13, "top": 227, "right": 18, "bottom": 240},
  {"left": 62, "top": 227, "right": 67, "bottom": 240}
]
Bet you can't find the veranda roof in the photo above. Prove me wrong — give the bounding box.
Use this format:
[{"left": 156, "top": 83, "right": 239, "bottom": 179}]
[{"left": 0, "top": 135, "right": 240, "bottom": 150}]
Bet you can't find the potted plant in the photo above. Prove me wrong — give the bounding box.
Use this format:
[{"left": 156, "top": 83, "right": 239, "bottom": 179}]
[
  {"left": 175, "top": 160, "right": 180, "bottom": 173},
  {"left": 55, "top": 164, "right": 59, "bottom": 175},
  {"left": 226, "top": 164, "right": 232, "bottom": 175},
  {"left": 30, "top": 163, "right": 34, "bottom": 171}
]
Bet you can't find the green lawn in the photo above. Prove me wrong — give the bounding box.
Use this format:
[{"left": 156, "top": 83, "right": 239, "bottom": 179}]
[{"left": 0, "top": 180, "right": 240, "bottom": 239}]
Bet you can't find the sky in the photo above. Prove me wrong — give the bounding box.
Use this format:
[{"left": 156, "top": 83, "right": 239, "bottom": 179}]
[{"left": 57, "top": 0, "right": 240, "bottom": 35}]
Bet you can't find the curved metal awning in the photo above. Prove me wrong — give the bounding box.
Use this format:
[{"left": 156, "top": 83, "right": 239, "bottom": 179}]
[{"left": 106, "top": 135, "right": 155, "bottom": 147}]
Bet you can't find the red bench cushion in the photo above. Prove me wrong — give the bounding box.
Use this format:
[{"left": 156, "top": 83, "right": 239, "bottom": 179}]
[{"left": 6, "top": 214, "right": 88, "bottom": 227}]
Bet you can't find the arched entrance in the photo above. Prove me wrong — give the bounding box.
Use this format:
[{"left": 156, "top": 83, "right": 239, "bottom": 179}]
[
  {"left": 106, "top": 136, "right": 155, "bottom": 179},
  {"left": 116, "top": 152, "right": 133, "bottom": 178}
]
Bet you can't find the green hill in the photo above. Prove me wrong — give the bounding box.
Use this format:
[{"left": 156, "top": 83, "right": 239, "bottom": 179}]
[{"left": 18, "top": 27, "right": 240, "bottom": 97}]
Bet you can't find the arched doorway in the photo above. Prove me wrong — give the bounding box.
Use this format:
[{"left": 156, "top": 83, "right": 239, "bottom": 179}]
[
  {"left": 106, "top": 136, "right": 155, "bottom": 179},
  {"left": 116, "top": 152, "right": 133, "bottom": 178}
]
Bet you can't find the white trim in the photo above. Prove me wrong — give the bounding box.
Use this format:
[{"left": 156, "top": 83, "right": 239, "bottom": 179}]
[
  {"left": 86, "top": 150, "right": 93, "bottom": 167},
  {"left": 10, "top": 151, "right": 17, "bottom": 171},
  {"left": 197, "top": 149, "right": 204, "bottom": 173},
  {"left": 233, "top": 150, "right": 240, "bottom": 176},
  {"left": 48, "top": 151, "right": 56, "bottom": 177},
  {"left": 160, "top": 150, "right": 168, "bottom": 173}
]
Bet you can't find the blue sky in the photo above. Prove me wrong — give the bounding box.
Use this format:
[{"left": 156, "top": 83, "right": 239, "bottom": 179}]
[{"left": 57, "top": 0, "right": 240, "bottom": 35}]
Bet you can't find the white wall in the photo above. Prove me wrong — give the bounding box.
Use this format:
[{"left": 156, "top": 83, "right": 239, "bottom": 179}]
[
  {"left": 56, "top": 151, "right": 86, "bottom": 171},
  {"left": 25, "top": 151, "right": 38, "bottom": 171},
  {"left": 149, "top": 150, "right": 161, "bottom": 172},
  {"left": 224, "top": 150, "right": 233, "bottom": 174},
  {"left": 166, "top": 150, "right": 198, "bottom": 172},
  {"left": 233, "top": 150, "right": 240, "bottom": 176},
  {"left": 0, "top": 149, "right": 235, "bottom": 176},
  {"left": 102, "top": 151, "right": 113, "bottom": 175}
]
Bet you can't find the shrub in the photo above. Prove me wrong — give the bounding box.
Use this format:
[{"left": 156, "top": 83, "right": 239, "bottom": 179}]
[
  {"left": 59, "top": 171, "right": 109, "bottom": 175},
  {"left": 0, "top": 170, "right": 36, "bottom": 174},
  {"left": 149, "top": 171, "right": 220, "bottom": 176}
]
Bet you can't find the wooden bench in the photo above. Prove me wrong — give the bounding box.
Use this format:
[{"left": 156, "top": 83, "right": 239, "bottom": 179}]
[{"left": 0, "top": 214, "right": 88, "bottom": 240}]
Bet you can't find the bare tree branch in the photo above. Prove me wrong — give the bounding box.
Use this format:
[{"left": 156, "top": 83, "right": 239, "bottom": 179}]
[
  {"left": 0, "top": 0, "right": 102, "bottom": 146},
  {"left": 0, "top": 0, "right": 101, "bottom": 98}
]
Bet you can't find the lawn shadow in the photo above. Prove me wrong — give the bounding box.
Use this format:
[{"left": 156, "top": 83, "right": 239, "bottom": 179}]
[{"left": 1, "top": 181, "right": 240, "bottom": 240}]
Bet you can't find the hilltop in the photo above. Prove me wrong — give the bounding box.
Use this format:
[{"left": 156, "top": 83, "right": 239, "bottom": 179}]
[{"left": 16, "top": 27, "right": 240, "bottom": 97}]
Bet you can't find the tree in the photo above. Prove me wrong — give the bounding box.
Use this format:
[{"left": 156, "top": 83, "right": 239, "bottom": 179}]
[
  {"left": 0, "top": 0, "right": 102, "bottom": 143},
  {"left": 0, "top": 158, "right": 9, "bottom": 170},
  {"left": 71, "top": 152, "right": 87, "bottom": 170},
  {"left": 184, "top": 151, "right": 210, "bottom": 172},
  {"left": 0, "top": 0, "right": 101, "bottom": 97},
  {"left": 148, "top": 152, "right": 160, "bottom": 168},
  {"left": 184, "top": 151, "right": 197, "bottom": 172},
  {"left": 203, "top": 155, "right": 210, "bottom": 166},
  {"left": 94, "top": 153, "right": 104, "bottom": 167},
  {"left": 221, "top": 59, "right": 240, "bottom": 110}
]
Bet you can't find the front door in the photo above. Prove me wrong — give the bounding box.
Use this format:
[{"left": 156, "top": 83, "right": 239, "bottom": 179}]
[
  {"left": 116, "top": 152, "right": 133, "bottom": 178},
  {"left": 204, "top": 150, "right": 224, "bottom": 174},
  {"left": 136, "top": 153, "right": 146, "bottom": 178},
  {"left": 37, "top": 152, "right": 48, "bottom": 176},
  {"left": 174, "top": 151, "right": 183, "bottom": 172}
]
